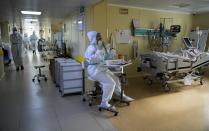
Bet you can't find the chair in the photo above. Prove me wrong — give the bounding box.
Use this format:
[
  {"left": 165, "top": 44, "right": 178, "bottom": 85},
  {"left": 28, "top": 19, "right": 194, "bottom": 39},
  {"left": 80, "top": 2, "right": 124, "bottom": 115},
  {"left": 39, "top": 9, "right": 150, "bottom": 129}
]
[
  {"left": 83, "top": 76, "right": 118, "bottom": 116},
  {"left": 85, "top": 77, "right": 102, "bottom": 106},
  {"left": 32, "top": 65, "right": 47, "bottom": 82},
  {"left": 80, "top": 58, "right": 118, "bottom": 116}
]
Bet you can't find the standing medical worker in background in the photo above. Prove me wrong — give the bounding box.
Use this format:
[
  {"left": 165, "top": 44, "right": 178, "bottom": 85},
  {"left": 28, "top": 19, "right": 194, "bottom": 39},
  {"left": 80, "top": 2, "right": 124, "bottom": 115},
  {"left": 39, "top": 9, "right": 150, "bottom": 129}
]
[
  {"left": 30, "top": 31, "right": 38, "bottom": 55},
  {"left": 23, "top": 33, "right": 30, "bottom": 53},
  {"left": 10, "top": 27, "right": 24, "bottom": 71}
]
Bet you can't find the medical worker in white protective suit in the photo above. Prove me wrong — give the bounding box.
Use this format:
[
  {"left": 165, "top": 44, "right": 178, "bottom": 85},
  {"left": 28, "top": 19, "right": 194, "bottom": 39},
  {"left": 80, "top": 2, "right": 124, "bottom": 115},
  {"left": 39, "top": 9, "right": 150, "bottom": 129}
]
[
  {"left": 85, "top": 31, "right": 134, "bottom": 109},
  {"left": 10, "top": 27, "right": 24, "bottom": 71},
  {"left": 30, "top": 31, "right": 38, "bottom": 54},
  {"left": 23, "top": 33, "right": 30, "bottom": 53}
]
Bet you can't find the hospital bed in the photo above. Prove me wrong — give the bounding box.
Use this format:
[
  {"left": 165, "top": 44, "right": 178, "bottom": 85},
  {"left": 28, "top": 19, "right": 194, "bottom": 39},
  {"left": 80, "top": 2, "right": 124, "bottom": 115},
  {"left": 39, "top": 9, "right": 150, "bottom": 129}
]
[{"left": 140, "top": 38, "right": 209, "bottom": 92}]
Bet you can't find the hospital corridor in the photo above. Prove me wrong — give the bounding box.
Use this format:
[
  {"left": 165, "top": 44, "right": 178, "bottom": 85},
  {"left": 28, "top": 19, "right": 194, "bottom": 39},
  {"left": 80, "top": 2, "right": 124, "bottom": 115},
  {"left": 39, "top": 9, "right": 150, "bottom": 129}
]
[{"left": 1, "top": 0, "right": 209, "bottom": 131}]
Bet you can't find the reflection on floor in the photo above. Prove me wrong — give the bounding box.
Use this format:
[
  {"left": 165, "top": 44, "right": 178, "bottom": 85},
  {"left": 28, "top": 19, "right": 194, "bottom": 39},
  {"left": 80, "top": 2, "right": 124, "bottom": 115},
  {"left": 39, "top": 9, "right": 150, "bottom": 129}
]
[
  {"left": 0, "top": 51, "right": 116, "bottom": 131},
  {"left": 110, "top": 75, "right": 209, "bottom": 131},
  {"left": 1, "top": 51, "right": 209, "bottom": 131}
]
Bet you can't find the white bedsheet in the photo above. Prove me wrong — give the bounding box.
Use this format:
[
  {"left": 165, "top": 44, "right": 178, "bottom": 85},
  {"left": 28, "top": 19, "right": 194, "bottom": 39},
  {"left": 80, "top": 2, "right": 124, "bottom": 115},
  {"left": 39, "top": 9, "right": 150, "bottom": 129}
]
[
  {"left": 155, "top": 49, "right": 203, "bottom": 62},
  {"left": 141, "top": 49, "right": 209, "bottom": 75}
]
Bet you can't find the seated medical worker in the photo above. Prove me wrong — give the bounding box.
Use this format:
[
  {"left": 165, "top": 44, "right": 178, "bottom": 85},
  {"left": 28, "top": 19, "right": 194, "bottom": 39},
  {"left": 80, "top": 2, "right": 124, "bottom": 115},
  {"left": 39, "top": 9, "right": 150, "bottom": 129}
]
[{"left": 85, "top": 31, "right": 134, "bottom": 109}]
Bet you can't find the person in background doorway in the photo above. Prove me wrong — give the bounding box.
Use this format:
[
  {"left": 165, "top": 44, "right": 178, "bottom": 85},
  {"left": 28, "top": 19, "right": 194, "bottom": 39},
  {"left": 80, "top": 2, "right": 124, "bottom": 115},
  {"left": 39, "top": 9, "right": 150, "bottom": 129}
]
[
  {"left": 37, "top": 37, "right": 46, "bottom": 52},
  {"left": 10, "top": 27, "right": 24, "bottom": 71},
  {"left": 30, "top": 31, "right": 38, "bottom": 54},
  {"left": 23, "top": 33, "right": 30, "bottom": 53}
]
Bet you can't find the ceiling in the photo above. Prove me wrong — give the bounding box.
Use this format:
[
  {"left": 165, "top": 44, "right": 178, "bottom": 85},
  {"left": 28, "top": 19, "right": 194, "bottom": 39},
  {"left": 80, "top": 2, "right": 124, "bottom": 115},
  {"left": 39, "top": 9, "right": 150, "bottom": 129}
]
[
  {"left": 1, "top": 0, "right": 209, "bottom": 25},
  {"left": 109, "top": 0, "right": 209, "bottom": 14},
  {"left": 0, "top": 0, "right": 101, "bottom": 24}
]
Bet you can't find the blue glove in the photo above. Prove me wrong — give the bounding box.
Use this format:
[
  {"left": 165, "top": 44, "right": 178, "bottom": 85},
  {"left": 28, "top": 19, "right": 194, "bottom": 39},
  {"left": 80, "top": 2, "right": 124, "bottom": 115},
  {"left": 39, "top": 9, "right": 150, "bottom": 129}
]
[{"left": 104, "top": 53, "right": 110, "bottom": 60}]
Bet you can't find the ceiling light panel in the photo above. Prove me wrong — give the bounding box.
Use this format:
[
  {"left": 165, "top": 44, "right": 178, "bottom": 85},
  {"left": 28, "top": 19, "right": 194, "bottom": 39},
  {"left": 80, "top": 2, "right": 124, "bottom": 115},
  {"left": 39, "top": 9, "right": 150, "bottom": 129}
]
[{"left": 21, "top": 11, "right": 42, "bottom": 15}]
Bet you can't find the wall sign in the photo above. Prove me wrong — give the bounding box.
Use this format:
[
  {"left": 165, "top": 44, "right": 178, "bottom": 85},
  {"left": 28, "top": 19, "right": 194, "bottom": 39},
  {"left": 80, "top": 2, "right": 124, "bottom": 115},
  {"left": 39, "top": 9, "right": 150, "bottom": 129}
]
[{"left": 119, "top": 8, "right": 128, "bottom": 14}]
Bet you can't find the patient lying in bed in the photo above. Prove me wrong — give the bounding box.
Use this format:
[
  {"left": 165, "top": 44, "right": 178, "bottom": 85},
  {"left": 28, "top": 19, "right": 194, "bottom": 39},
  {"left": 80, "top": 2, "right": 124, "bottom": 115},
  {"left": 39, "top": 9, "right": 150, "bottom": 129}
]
[{"left": 155, "top": 48, "right": 203, "bottom": 62}]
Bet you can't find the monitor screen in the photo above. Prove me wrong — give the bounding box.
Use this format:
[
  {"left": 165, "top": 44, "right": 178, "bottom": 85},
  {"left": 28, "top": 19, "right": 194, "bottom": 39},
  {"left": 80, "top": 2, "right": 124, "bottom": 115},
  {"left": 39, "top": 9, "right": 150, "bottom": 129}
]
[{"left": 183, "top": 37, "right": 193, "bottom": 48}]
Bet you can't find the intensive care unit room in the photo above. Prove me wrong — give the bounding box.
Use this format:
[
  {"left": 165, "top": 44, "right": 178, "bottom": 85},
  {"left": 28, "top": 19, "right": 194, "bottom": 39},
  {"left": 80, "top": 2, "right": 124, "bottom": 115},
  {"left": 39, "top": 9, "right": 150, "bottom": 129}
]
[{"left": 1, "top": 0, "right": 209, "bottom": 131}]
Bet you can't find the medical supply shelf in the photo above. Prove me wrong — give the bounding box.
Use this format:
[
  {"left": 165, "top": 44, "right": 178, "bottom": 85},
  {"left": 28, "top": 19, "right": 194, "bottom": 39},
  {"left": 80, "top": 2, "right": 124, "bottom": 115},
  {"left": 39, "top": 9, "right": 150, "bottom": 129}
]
[
  {"left": 55, "top": 58, "right": 75, "bottom": 87},
  {"left": 54, "top": 58, "right": 82, "bottom": 96}
]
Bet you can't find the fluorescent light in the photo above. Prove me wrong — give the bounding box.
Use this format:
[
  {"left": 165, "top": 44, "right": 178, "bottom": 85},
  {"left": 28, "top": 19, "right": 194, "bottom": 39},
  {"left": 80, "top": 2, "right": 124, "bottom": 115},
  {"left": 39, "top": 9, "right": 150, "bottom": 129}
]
[
  {"left": 24, "top": 19, "right": 38, "bottom": 22},
  {"left": 78, "top": 21, "right": 82, "bottom": 24},
  {"left": 21, "top": 11, "right": 41, "bottom": 15}
]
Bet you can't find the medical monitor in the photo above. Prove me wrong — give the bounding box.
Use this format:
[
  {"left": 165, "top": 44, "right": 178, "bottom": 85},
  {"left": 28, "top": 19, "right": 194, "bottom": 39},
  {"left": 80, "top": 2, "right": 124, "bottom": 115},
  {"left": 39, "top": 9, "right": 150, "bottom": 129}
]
[{"left": 183, "top": 37, "right": 193, "bottom": 48}]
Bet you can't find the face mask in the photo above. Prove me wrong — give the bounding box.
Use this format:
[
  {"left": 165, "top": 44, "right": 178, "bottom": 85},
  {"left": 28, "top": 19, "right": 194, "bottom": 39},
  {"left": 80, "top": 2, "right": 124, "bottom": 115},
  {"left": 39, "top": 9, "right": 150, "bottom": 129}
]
[
  {"left": 98, "top": 40, "right": 102, "bottom": 45},
  {"left": 97, "top": 40, "right": 103, "bottom": 50},
  {"left": 13, "top": 31, "right": 18, "bottom": 34}
]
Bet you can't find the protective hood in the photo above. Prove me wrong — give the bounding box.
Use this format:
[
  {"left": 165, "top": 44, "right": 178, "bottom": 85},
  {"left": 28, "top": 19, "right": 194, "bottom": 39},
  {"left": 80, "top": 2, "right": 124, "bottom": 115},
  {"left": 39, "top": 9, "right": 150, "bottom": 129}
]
[
  {"left": 31, "top": 32, "right": 37, "bottom": 38},
  {"left": 87, "top": 31, "right": 97, "bottom": 45},
  {"left": 12, "top": 27, "right": 17, "bottom": 32}
]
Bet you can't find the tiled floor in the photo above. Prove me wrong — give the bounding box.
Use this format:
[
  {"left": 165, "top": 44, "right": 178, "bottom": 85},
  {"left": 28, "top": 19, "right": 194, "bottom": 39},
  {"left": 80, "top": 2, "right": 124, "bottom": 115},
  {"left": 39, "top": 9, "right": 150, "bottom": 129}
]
[
  {"left": 110, "top": 73, "right": 209, "bottom": 131},
  {"left": 0, "top": 52, "right": 116, "bottom": 131},
  {"left": 2, "top": 51, "right": 209, "bottom": 131}
]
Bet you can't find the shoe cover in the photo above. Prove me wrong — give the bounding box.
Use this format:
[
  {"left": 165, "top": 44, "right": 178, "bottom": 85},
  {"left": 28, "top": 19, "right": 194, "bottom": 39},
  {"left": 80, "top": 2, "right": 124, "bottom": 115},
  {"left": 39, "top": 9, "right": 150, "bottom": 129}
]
[
  {"left": 99, "top": 102, "right": 116, "bottom": 110},
  {"left": 122, "top": 95, "right": 134, "bottom": 102},
  {"left": 114, "top": 93, "right": 134, "bottom": 102}
]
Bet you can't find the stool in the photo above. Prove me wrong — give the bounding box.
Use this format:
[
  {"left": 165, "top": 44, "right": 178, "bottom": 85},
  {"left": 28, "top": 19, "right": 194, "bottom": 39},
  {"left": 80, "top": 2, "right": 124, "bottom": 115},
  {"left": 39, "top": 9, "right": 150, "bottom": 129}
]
[
  {"left": 32, "top": 65, "right": 47, "bottom": 82},
  {"left": 83, "top": 77, "right": 118, "bottom": 116},
  {"left": 86, "top": 77, "right": 102, "bottom": 106}
]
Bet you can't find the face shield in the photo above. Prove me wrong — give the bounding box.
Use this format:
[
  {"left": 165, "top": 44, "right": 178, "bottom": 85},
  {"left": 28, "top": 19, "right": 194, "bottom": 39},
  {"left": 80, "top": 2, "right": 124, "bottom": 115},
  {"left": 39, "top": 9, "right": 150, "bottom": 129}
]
[
  {"left": 13, "top": 27, "right": 18, "bottom": 34},
  {"left": 96, "top": 33, "right": 102, "bottom": 41},
  {"left": 96, "top": 33, "right": 104, "bottom": 50}
]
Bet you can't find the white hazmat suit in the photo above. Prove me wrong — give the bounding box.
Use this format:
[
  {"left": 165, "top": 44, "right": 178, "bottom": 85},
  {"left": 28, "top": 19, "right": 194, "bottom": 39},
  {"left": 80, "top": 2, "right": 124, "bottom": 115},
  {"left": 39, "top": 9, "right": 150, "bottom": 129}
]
[
  {"left": 23, "top": 33, "right": 30, "bottom": 52},
  {"left": 10, "top": 27, "right": 24, "bottom": 70},
  {"left": 85, "top": 31, "right": 133, "bottom": 109},
  {"left": 30, "top": 32, "right": 38, "bottom": 54}
]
